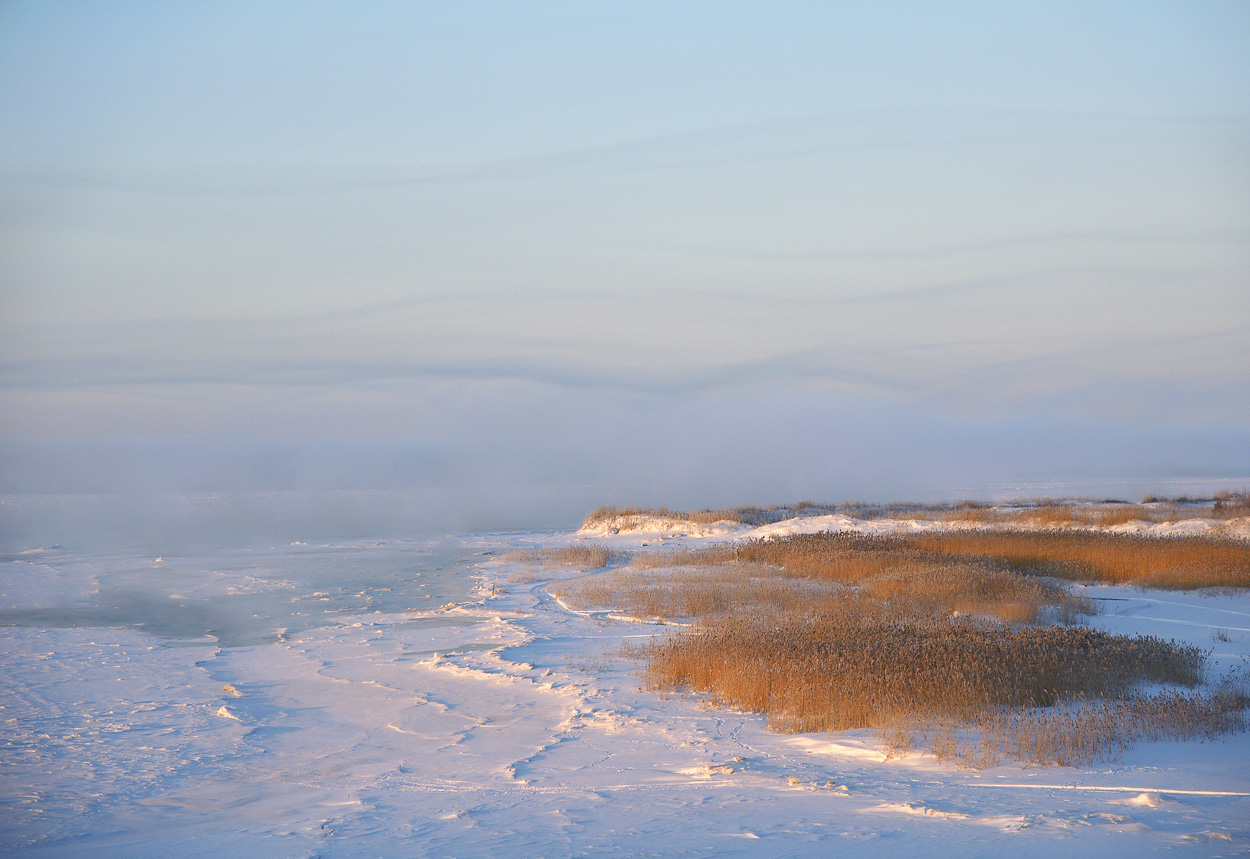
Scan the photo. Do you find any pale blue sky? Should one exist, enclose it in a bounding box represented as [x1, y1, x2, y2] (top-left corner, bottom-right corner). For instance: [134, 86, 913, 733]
[1, 2, 1247, 530]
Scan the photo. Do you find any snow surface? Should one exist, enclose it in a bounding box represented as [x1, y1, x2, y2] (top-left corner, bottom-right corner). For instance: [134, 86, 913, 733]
[578, 512, 1250, 542]
[1, 521, 1248, 857]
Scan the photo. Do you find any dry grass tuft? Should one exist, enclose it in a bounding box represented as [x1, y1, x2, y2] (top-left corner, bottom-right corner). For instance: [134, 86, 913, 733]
[1093, 508, 1143, 527]
[582, 504, 840, 529]
[1024, 505, 1077, 527]
[1213, 491, 1250, 519]
[586, 494, 1250, 531]
[502, 544, 617, 569]
[896, 531, 1250, 590]
[633, 601, 1238, 767]
[620, 534, 1088, 624]
[642, 607, 1205, 725]
[552, 563, 833, 620]
[941, 505, 1005, 524]
[632, 530, 1250, 591]
[969, 690, 1247, 767]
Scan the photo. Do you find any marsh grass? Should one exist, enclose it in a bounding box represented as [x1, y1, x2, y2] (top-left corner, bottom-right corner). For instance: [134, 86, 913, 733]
[584, 495, 1250, 532]
[1093, 508, 1144, 527]
[1213, 491, 1250, 519]
[895, 531, 1250, 589]
[633, 530, 1250, 591]
[503, 544, 617, 568]
[583, 504, 835, 528]
[553, 563, 857, 621]
[641, 608, 1206, 727]
[628, 594, 1238, 767]
[898, 689, 1247, 768]
[504, 544, 620, 584]
[551, 527, 1248, 767]
[628, 533, 1091, 620]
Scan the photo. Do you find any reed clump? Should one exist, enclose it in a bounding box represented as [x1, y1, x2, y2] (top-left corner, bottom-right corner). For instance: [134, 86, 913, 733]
[503, 544, 617, 568]
[895, 531, 1250, 589]
[1213, 491, 1250, 519]
[1093, 508, 1144, 527]
[633, 530, 1250, 591]
[940, 505, 1006, 524]
[582, 503, 838, 529]
[632, 597, 1238, 767]
[642, 607, 1205, 729]
[552, 563, 835, 620]
[968, 689, 1248, 767]
[585, 495, 1249, 532]
[615, 534, 1088, 623]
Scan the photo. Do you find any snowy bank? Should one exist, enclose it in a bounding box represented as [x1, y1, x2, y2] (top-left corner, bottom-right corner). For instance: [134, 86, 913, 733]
[579, 510, 1250, 543]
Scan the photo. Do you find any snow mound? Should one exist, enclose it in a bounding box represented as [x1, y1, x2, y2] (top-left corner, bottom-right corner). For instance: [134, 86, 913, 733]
[580, 512, 1250, 544]
[744, 514, 860, 539]
[1220, 517, 1250, 540]
[1105, 517, 1250, 541]
[746, 514, 1250, 543]
[577, 515, 750, 538]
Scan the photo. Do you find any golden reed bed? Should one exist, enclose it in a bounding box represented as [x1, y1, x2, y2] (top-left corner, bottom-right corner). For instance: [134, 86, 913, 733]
[543, 524, 1249, 767]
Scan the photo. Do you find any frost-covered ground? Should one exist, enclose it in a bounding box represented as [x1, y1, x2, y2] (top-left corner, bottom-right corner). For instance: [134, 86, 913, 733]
[577, 509, 1250, 542]
[1, 516, 1247, 857]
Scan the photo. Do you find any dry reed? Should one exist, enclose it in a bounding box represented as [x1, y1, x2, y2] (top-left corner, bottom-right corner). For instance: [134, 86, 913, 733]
[634, 530, 1250, 591]
[559, 528, 1246, 765]
[895, 531, 1250, 589]
[586, 494, 1250, 531]
[642, 607, 1205, 728]
[503, 544, 617, 568]
[551, 563, 834, 620]
[629, 534, 1090, 621]
[634, 601, 1239, 767]
[1213, 491, 1250, 519]
[550, 510, 1250, 767]
[583, 504, 837, 529]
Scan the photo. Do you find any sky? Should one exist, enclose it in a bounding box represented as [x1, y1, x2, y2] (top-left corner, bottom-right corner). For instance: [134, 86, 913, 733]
[1, 2, 1248, 539]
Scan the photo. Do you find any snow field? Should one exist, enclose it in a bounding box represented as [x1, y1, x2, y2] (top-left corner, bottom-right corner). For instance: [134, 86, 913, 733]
[1, 519, 1247, 857]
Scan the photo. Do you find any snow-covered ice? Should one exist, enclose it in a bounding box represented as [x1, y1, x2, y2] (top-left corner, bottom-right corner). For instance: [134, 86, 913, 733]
[1, 518, 1247, 857]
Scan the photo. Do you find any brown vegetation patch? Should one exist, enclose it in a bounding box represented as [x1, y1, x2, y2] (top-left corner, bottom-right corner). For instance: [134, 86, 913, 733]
[585, 494, 1250, 532]
[502, 544, 617, 569]
[550, 525, 1248, 766]
[642, 607, 1205, 730]
[895, 531, 1250, 589]
[632, 598, 1241, 767]
[629, 534, 1088, 622]
[552, 563, 834, 620]
[1213, 491, 1250, 519]
[582, 504, 835, 529]
[633, 530, 1250, 591]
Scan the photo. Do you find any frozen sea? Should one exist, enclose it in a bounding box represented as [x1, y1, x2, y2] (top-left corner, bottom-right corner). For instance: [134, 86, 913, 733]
[2, 495, 1248, 857]
[0, 532, 517, 856]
